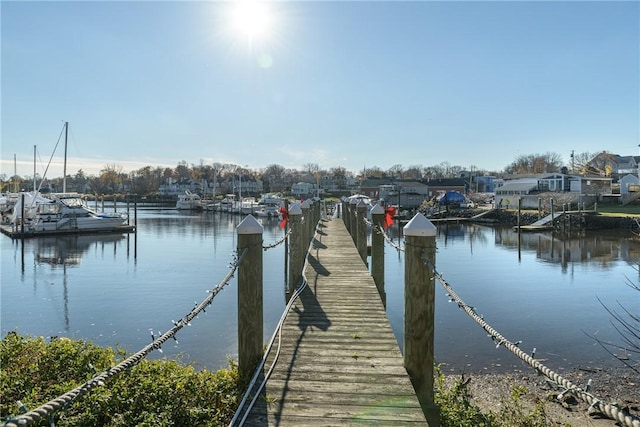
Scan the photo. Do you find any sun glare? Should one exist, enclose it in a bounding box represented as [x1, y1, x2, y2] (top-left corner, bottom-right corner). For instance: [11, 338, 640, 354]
[230, 0, 272, 42]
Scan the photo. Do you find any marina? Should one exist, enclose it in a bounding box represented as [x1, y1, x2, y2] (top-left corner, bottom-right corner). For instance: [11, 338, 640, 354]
[2, 208, 638, 375]
[1, 192, 135, 238]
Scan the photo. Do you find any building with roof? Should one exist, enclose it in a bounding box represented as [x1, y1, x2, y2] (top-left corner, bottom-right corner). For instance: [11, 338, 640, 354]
[495, 173, 613, 208]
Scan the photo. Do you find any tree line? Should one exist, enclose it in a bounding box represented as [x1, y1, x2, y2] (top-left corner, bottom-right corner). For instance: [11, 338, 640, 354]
[0, 151, 612, 195]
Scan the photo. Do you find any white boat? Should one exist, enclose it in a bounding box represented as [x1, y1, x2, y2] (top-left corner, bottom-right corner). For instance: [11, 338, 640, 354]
[255, 194, 283, 218]
[216, 194, 237, 212]
[240, 197, 257, 215]
[176, 191, 203, 210]
[0, 192, 19, 223]
[11, 193, 128, 234]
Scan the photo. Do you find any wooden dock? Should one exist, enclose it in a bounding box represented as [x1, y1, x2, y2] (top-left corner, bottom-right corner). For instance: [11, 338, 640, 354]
[241, 217, 428, 426]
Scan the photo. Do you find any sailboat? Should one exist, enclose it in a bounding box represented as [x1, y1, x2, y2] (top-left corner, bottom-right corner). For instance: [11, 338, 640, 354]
[9, 122, 130, 236]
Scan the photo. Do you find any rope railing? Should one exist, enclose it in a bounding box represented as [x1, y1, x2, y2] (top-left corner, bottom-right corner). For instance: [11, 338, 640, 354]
[423, 255, 640, 427]
[3, 248, 248, 427]
[376, 223, 405, 252]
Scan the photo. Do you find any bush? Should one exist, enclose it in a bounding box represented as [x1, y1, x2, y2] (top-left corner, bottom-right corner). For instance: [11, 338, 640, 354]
[434, 366, 551, 427]
[1, 333, 240, 426]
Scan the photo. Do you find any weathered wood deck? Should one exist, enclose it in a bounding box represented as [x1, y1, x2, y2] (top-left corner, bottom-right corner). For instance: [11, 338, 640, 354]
[242, 217, 428, 426]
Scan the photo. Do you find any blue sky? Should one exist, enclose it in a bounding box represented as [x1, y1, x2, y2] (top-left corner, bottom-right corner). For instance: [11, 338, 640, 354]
[2, 0, 638, 179]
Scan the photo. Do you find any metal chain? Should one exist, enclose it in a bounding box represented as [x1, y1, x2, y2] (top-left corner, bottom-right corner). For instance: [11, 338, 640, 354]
[262, 229, 291, 250]
[3, 248, 248, 427]
[424, 254, 640, 427]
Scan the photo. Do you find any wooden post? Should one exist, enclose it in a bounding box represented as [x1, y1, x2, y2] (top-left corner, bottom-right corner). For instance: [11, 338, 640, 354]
[538, 197, 542, 220]
[314, 199, 321, 225]
[306, 198, 314, 242]
[344, 199, 350, 231]
[349, 199, 358, 242]
[301, 199, 311, 248]
[237, 214, 264, 378]
[403, 213, 439, 426]
[550, 198, 555, 229]
[20, 193, 25, 235]
[134, 195, 138, 230]
[370, 203, 385, 305]
[517, 197, 522, 231]
[288, 203, 303, 293]
[356, 201, 367, 265]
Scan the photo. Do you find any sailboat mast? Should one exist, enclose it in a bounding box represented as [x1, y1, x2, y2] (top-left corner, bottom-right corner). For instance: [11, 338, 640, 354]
[14, 154, 17, 192]
[33, 145, 37, 191]
[63, 121, 68, 193]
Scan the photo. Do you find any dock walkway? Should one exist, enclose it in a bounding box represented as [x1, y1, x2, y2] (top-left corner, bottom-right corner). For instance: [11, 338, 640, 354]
[241, 217, 428, 425]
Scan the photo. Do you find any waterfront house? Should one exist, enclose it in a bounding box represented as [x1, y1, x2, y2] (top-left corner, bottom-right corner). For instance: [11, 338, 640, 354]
[495, 173, 613, 208]
[587, 152, 639, 178]
[424, 178, 467, 198]
[377, 181, 429, 209]
[291, 182, 316, 198]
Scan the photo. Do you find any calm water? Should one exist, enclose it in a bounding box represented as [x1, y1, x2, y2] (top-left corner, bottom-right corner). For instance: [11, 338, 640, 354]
[2, 209, 639, 374]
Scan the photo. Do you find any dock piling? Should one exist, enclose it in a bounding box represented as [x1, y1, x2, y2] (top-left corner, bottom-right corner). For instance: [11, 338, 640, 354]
[370, 203, 385, 305]
[237, 215, 264, 377]
[403, 213, 440, 426]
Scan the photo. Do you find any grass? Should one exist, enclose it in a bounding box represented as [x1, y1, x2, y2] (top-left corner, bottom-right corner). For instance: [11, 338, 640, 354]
[595, 203, 640, 217]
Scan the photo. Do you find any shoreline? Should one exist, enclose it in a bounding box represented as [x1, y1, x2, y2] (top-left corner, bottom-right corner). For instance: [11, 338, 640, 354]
[441, 363, 639, 426]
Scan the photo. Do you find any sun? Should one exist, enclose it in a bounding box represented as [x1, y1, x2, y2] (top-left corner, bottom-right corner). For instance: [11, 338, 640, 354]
[230, 0, 273, 43]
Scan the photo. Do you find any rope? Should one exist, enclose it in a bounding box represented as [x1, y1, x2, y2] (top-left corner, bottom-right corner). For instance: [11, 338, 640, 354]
[425, 255, 640, 427]
[3, 249, 247, 427]
[376, 223, 405, 252]
[262, 229, 291, 250]
[230, 220, 321, 426]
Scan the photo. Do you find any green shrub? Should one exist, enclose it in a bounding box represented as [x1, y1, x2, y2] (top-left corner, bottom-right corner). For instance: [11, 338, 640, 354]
[434, 366, 553, 427]
[1, 333, 240, 426]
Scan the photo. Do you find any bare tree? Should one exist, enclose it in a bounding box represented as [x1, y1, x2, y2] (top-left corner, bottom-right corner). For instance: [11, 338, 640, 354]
[387, 164, 404, 178]
[302, 163, 319, 175]
[404, 165, 423, 180]
[363, 166, 385, 178]
[587, 273, 639, 374]
[504, 152, 564, 174]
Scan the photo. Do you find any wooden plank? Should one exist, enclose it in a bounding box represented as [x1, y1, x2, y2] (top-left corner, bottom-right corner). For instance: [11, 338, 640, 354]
[240, 218, 429, 426]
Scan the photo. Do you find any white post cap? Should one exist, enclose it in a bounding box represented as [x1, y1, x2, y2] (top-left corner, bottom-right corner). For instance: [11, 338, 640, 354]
[237, 214, 263, 235]
[288, 203, 302, 215]
[403, 213, 437, 237]
[370, 203, 385, 214]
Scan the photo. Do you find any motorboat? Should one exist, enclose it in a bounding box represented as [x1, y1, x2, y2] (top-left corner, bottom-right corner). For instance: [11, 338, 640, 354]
[0, 192, 19, 223]
[216, 194, 237, 213]
[255, 194, 283, 218]
[240, 197, 257, 215]
[11, 193, 129, 234]
[176, 191, 203, 210]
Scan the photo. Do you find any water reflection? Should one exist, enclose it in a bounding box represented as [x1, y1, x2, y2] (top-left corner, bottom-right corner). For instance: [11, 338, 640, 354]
[493, 227, 640, 269]
[3, 212, 638, 372]
[34, 234, 128, 267]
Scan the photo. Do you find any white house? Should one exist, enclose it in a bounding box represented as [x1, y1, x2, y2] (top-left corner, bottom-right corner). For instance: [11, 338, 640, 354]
[495, 173, 613, 208]
[619, 174, 640, 195]
[291, 182, 316, 198]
